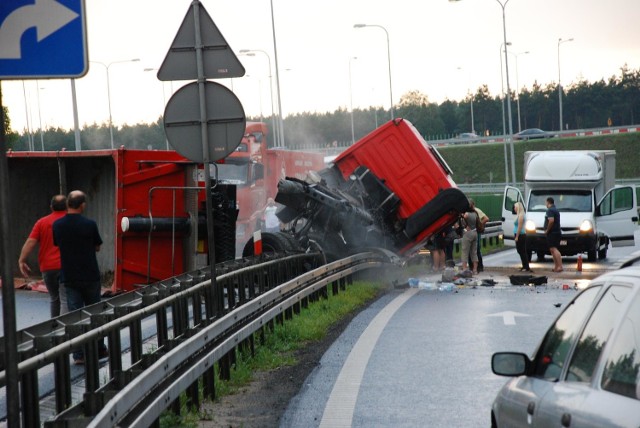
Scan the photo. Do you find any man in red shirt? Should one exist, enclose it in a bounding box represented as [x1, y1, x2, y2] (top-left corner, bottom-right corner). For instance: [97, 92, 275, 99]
[18, 194, 67, 317]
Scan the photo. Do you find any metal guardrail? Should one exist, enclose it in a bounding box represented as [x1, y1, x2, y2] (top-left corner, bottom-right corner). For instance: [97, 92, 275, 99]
[0, 250, 393, 427]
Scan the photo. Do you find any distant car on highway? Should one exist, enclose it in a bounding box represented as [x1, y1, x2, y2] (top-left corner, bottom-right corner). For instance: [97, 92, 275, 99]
[490, 255, 640, 428]
[450, 132, 480, 144]
[514, 128, 553, 140]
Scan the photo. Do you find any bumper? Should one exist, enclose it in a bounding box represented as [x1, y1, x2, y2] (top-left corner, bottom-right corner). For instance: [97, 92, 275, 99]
[526, 233, 597, 256]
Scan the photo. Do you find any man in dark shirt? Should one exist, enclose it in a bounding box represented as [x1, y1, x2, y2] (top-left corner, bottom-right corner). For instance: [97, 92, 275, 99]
[544, 197, 563, 272]
[53, 190, 107, 364]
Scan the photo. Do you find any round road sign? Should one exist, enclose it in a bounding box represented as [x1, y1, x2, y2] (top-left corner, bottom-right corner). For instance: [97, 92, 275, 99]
[163, 81, 246, 162]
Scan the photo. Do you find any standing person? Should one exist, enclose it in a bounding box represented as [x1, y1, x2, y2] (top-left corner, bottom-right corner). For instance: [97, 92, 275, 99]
[468, 199, 489, 272]
[460, 208, 479, 274]
[263, 198, 280, 233]
[513, 202, 532, 272]
[544, 197, 563, 272]
[18, 194, 67, 317]
[53, 190, 107, 364]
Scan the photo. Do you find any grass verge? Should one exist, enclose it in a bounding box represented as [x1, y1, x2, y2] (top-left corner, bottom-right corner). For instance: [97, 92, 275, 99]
[160, 280, 386, 427]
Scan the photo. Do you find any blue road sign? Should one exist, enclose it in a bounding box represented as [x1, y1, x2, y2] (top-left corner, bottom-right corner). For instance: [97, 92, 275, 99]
[0, 0, 87, 79]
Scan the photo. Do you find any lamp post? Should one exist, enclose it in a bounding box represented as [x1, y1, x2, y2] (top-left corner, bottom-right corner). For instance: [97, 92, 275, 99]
[456, 66, 475, 134]
[499, 42, 512, 184]
[509, 50, 530, 133]
[36, 81, 44, 150]
[557, 37, 574, 132]
[269, 0, 286, 147]
[21, 81, 34, 150]
[353, 24, 394, 120]
[239, 49, 278, 146]
[349, 56, 358, 145]
[144, 67, 170, 150]
[496, 0, 517, 186]
[450, 0, 515, 184]
[91, 58, 140, 149]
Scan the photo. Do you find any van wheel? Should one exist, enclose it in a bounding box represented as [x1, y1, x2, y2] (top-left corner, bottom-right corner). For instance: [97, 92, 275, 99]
[587, 250, 597, 262]
[536, 251, 545, 262]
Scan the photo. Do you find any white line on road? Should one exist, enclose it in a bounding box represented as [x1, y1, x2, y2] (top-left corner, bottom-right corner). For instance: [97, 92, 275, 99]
[319, 288, 418, 428]
[487, 310, 531, 325]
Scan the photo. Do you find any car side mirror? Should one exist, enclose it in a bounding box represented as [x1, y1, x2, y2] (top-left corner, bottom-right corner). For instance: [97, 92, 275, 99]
[492, 352, 529, 377]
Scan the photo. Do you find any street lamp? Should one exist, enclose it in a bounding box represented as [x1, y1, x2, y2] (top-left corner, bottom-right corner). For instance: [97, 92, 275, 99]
[36, 81, 44, 150]
[349, 56, 358, 144]
[508, 50, 530, 132]
[353, 23, 394, 120]
[496, 0, 517, 186]
[499, 42, 512, 184]
[238, 49, 278, 146]
[558, 37, 574, 132]
[144, 67, 170, 150]
[269, 0, 286, 147]
[450, 0, 515, 185]
[456, 66, 475, 134]
[91, 58, 140, 149]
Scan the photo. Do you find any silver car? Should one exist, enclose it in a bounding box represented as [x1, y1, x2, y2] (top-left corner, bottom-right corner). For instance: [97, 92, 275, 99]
[491, 257, 640, 427]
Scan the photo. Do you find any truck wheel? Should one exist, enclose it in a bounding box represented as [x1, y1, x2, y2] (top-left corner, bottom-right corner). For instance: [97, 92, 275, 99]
[598, 248, 607, 260]
[241, 232, 298, 257]
[536, 251, 545, 262]
[587, 250, 597, 262]
[308, 232, 347, 262]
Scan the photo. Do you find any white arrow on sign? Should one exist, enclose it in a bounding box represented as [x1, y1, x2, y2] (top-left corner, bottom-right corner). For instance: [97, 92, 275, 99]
[487, 311, 531, 325]
[0, 0, 79, 59]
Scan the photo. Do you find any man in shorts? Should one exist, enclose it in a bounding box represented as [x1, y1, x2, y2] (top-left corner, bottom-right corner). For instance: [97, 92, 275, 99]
[544, 197, 563, 272]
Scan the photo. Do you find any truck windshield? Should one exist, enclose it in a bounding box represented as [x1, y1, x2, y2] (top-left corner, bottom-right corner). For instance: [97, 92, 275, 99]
[529, 190, 592, 212]
[217, 162, 249, 186]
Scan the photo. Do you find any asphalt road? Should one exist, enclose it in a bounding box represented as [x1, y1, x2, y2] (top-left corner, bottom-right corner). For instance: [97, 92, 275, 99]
[1, 229, 638, 425]
[281, 230, 640, 428]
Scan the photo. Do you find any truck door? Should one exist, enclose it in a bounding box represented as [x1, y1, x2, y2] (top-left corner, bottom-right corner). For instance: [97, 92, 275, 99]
[502, 186, 524, 242]
[595, 186, 638, 247]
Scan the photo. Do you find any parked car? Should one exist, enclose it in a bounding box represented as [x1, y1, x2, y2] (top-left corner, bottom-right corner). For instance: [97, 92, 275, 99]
[514, 128, 552, 140]
[491, 255, 640, 428]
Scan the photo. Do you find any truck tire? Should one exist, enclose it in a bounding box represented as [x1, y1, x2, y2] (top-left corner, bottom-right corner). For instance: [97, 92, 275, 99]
[308, 232, 348, 262]
[536, 251, 545, 262]
[587, 250, 597, 262]
[598, 248, 607, 260]
[241, 232, 298, 257]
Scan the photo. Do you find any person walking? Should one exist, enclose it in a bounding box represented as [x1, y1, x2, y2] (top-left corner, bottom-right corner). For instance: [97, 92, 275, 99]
[468, 199, 489, 272]
[513, 201, 532, 272]
[53, 190, 107, 364]
[460, 208, 479, 274]
[544, 197, 563, 272]
[18, 194, 68, 317]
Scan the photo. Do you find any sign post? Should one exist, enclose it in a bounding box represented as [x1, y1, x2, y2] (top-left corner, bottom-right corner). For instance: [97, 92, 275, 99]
[158, 0, 245, 316]
[0, 1, 87, 424]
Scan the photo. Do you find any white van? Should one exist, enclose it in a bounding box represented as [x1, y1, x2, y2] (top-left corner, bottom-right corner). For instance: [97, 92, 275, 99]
[502, 150, 638, 261]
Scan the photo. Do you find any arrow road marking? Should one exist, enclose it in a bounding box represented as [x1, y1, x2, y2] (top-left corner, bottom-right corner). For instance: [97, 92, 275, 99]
[487, 311, 531, 325]
[0, 0, 79, 59]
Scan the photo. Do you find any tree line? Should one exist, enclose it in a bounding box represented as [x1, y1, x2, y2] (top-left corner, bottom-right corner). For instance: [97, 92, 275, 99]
[3, 65, 639, 151]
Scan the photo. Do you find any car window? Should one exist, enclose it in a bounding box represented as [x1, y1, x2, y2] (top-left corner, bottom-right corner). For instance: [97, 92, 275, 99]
[533, 286, 601, 380]
[566, 285, 632, 383]
[601, 288, 640, 400]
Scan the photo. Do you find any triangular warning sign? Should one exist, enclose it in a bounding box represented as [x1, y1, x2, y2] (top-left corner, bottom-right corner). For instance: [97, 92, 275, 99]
[158, 1, 245, 81]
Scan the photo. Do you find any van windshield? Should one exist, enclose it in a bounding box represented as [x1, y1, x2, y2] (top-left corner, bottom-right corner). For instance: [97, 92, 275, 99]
[528, 191, 592, 212]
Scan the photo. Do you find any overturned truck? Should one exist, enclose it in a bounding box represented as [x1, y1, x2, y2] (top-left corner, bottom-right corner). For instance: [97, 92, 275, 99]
[242, 119, 470, 261]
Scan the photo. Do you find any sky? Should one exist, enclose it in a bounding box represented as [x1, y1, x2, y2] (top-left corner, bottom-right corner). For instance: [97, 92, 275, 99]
[2, 0, 640, 135]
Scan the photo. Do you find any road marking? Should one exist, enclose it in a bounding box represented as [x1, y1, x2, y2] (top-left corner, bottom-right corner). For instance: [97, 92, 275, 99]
[319, 288, 418, 428]
[487, 310, 531, 325]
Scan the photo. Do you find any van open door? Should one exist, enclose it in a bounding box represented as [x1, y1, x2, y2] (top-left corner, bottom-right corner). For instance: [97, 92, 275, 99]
[596, 186, 638, 247]
[502, 186, 524, 243]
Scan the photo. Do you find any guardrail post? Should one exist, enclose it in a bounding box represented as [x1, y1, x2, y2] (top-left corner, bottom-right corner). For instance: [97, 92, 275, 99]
[20, 348, 40, 428]
[52, 334, 72, 413]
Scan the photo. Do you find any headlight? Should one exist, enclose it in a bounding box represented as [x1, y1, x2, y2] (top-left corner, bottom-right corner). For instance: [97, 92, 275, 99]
[580, 220, 593, 232]
[525, 220, 536, 232]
